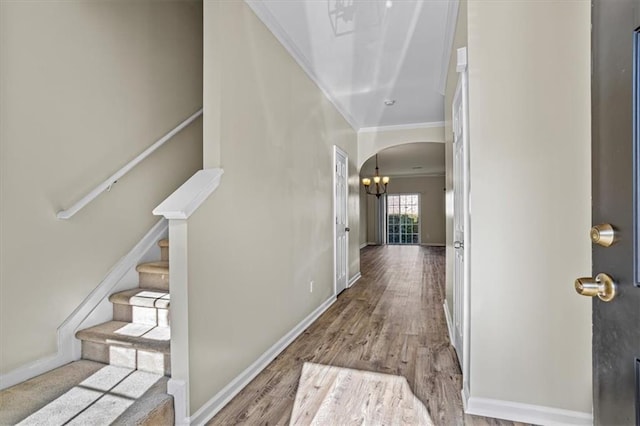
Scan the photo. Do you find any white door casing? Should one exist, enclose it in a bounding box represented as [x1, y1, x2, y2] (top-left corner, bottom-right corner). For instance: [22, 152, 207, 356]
[452, 47, 471, 398]
[334, 146, 349, 295]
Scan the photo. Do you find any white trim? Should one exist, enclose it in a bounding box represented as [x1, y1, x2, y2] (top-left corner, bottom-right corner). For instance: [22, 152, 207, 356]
[57, 109, 202, 219]
[153, 169, 224, 220]
[461, 384, 469, 412]
[348, 272, 362, 288]
[465, 397, 592, 426]
[421, 243, 446, 247]
[168, 379, 189, 426]
[333, 145, 349, 296]
[437, 0, 460, 95]
[451, 45, 472, 399]
[0, 219, 168, 390]
[367, 241, 378, 246]
[244, 0, 359, 131]
[386, 173, 445, 179]
[168, 219, 191, 425]
[456, 47, 468, 73]
[459, 46, 472, 402]
[358, 121, 445, 134]
[359, 243, 369, 249]
[443, 302, 455, 347]
[185, 296, 337, 425]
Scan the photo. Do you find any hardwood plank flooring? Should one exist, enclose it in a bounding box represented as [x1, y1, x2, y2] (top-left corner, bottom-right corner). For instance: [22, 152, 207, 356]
[289, 363, 433, 425]
[208, 245, 523, 426]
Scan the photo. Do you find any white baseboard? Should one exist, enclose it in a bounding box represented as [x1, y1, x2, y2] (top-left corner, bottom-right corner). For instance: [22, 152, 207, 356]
[465, 396, 592, 425]
[462, 387, 469, 412]
[185, 295, 337, 425]
[168, 379, 189, 426]
[348, 272, 362, 288]
[421, 243, 445, 247]
[367, 241, 377, 246]
[0, 219, 168, 391]
[359, 243, 368, 249]
[443, 302, 454, 346]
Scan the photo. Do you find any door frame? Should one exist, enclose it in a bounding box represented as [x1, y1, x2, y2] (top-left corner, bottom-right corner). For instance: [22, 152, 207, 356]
[333, 145, 349, 296]
[452, 47, 471, 400]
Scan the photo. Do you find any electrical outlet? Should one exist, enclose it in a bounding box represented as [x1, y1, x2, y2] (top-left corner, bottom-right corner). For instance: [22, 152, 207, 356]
[310, 281, 314, 293]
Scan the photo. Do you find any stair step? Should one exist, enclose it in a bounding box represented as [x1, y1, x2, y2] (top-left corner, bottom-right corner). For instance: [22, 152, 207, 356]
[136, 261, 169, 290]
[110, 288, 170, 309]
[0, 361, 173, 426]
[0, 360, 104, 426]
[76, 321, 170, 375]
[158, 239, 169, 262]
[110, 288, 170, 327]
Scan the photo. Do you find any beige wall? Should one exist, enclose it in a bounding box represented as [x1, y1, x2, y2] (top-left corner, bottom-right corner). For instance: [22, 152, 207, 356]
[187, 0, 358, 413]
[364, 176, 445, 245]
[357, 126, 445, 169]
[466, 0, 591, 413]
[444, 0, 467, 318]
[0, 1, 203, 374]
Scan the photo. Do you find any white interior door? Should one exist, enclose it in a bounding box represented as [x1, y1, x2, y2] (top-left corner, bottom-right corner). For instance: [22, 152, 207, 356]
[452, 48, 470, 389]
[334, 146, 348, 295]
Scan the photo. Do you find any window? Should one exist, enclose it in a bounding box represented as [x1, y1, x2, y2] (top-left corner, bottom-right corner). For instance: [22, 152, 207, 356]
[387, 194, 420, 244]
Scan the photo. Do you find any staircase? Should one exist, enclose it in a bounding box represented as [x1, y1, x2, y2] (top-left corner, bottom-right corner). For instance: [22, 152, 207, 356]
[76, 239, 171, 376]
[0, 239, 175, 426]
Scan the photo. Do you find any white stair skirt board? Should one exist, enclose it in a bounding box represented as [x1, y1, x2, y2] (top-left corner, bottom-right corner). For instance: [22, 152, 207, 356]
[0, 219, 168, 390]
[348, 272, 362, 288]
[172, 296, 337, 426]
[464, 396, 592, 426]
[443, 302, 455, 347]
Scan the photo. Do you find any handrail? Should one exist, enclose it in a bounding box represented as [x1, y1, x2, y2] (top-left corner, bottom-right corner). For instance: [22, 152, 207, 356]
[56, 108, 203, 219]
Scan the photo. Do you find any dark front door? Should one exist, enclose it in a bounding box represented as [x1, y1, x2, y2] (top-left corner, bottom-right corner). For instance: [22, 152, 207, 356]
[591, 1, 640, 424]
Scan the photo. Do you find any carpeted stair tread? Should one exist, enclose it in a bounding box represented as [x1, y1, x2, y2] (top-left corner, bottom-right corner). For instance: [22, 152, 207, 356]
[1, 362, 173, 425]
[136, 261, 169, 275]
[109, 288, 170, 309]
[0, 360, 105, 426]
[76, 321, 170, 354]
[111, 376, 173, 425]
[158, 239, 169, 248]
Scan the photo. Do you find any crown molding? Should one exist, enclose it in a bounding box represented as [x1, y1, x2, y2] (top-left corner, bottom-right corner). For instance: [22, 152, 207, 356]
[358, 121, 445, 134]
[386, 172, 445, 179]
[245, 0, 360, 131]
[437, 0, 460, 95]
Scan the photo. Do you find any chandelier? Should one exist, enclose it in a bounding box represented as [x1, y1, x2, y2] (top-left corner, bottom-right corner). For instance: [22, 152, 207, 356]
[362, 154, 390, 198]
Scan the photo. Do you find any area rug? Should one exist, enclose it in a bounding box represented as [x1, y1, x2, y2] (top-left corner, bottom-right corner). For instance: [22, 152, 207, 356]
[290, 362, 434, 425]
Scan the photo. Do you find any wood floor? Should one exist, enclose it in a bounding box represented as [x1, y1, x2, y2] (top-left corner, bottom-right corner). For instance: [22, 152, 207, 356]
[208, 245, 522, 426]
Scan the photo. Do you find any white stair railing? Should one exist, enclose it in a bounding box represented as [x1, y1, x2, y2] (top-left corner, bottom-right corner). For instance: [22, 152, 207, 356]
[56, 108, 203, 219]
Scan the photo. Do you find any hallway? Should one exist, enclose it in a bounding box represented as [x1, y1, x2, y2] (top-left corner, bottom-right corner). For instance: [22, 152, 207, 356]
[209, 246, 519, 425]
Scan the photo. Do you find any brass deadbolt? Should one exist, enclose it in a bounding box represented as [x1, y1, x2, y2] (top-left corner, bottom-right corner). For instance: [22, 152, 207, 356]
[590, 224, 616, 247]
[575, 273, 617, 302]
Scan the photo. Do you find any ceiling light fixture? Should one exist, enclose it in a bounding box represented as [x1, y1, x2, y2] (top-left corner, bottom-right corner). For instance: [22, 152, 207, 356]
[362, 154, 390, 198]
[385, 0, 393, 8]
[384, 99, 396, 106]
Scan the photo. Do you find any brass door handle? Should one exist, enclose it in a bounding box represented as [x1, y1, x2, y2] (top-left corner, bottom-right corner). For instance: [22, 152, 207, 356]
[590, 224, 617, 247]
[575, 273, 617, 302]
[454, 241, 463, 249]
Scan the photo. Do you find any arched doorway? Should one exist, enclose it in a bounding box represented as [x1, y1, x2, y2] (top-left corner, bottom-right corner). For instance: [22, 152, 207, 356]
[359, 142, 445, 248]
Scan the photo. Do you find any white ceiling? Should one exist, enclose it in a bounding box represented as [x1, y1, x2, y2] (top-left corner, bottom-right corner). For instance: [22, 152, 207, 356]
[246, 0, 458, 130]
[360, 142, 445, 178]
